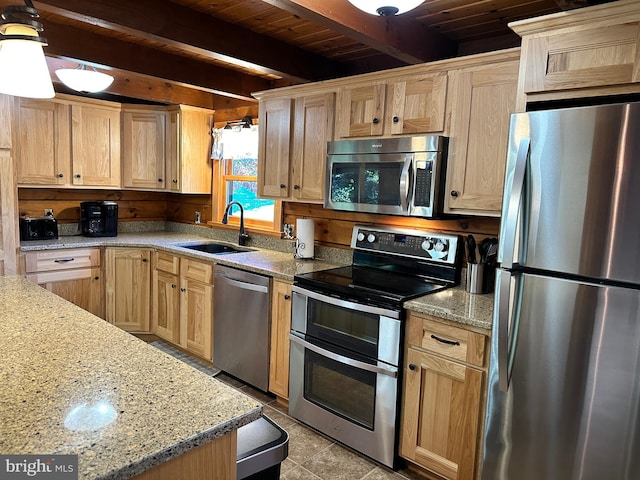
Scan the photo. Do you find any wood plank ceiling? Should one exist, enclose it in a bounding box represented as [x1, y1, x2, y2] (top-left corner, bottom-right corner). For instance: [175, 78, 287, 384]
[0, 0, 615, 120]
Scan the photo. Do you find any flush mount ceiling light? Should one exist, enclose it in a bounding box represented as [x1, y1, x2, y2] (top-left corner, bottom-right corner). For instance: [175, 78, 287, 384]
[347, 0, 425, 16]
[55, 64, 114, 93]
[0, 0, 54, 98]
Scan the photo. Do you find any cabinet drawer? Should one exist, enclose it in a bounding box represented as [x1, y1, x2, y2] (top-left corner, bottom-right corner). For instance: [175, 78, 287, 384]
[27, 267, 99, 284]
[181, 258, 213, 284]
[407, 314, 487, 367]
[154, 251, 180, 274]
[25, 248, 101, 273]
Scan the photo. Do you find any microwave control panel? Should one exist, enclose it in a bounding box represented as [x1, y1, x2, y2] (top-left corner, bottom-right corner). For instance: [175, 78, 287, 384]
[351, 225, 458, 264]
[413, 160, 433, 207]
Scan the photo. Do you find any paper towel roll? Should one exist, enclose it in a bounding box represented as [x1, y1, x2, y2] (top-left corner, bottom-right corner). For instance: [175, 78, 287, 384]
[295, 218, 315, 259]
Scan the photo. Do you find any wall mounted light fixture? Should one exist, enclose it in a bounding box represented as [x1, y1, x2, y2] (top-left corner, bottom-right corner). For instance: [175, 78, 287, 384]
[0, 0, 54, 98]
[224, 115, 253, 130]
[55, 64, 114, 93]
[347, 0, 425, 16]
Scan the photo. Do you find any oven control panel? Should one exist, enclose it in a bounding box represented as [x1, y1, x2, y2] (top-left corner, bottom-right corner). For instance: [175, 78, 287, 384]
[351, 225, 459, 264]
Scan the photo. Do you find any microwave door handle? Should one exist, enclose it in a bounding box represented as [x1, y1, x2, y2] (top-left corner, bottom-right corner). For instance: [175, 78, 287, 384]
[289, 333, 398, 378]
[399, 156, 411, 212]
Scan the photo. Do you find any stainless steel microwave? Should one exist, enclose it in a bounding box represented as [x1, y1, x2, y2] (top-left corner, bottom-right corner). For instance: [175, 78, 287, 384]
[324, 135, 448, 218]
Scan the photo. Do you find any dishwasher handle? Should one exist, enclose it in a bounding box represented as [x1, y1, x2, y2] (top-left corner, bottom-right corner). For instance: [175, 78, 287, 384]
[216, 272, 269, 294]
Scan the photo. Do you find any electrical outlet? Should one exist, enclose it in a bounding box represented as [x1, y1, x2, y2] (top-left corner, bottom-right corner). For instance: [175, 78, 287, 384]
[44, 208, 54, 217]
[195, 211, 201, 224]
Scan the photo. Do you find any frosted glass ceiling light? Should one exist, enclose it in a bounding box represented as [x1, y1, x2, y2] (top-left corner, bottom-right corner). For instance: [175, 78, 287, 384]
[347, 0, 425, 16]
[0, 0, 54, 98]
[55, 64, 114, 93]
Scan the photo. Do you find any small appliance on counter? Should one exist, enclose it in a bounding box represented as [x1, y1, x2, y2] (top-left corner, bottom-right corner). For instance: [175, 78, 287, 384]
[80, 201, 118, 237]
[19, 216, 58, 241]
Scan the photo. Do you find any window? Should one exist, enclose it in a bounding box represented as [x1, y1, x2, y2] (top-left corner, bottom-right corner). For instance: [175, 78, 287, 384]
[212, 124, 281, 232]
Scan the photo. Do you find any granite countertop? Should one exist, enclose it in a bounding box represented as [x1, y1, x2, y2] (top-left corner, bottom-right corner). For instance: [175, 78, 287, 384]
[19, 232, 342, 282]
[0, 276, 262, 480]
[404, 284, 494, 330]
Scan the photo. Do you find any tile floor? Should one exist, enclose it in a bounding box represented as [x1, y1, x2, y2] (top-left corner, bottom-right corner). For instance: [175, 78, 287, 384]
[215, 373, 428, 480]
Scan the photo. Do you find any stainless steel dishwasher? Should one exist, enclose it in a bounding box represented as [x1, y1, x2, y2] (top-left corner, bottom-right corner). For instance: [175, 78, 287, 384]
[213, 265, 271, 392]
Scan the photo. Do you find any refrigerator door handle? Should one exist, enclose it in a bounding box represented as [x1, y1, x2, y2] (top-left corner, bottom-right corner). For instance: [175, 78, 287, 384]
[497, 269, 512, 391]
[502, 138, 530, 270]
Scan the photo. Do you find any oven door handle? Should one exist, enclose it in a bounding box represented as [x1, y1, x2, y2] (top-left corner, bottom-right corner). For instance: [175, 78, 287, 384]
[291, 285, 400, 319]
[289, 333, 398, 378]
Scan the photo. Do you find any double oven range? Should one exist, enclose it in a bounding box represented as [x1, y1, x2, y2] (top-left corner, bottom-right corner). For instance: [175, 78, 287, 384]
[289, 225, 462, 468]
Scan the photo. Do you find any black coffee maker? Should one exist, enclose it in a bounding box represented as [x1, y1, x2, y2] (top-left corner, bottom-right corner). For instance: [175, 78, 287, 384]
[80, 201, 118, 237]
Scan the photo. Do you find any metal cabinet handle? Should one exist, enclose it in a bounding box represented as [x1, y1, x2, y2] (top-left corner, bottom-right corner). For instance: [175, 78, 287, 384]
[293, 184, 300, 190]
[284, 294, 290, 300]
[57, 173, 64, 178]
[142, 258, 148, 263]
[372, 117, 379, 124]
[74, 174, 81, 178]
[180, 287, 186, 292]
[94, 276, 100, 280]
[392, 116, 399, 123]
[280, 183, 286, 189]
[54, 258, 75, 263]
[408, 363, 417, 371]
[450, 190, 459, 197]
[171, 284, 176, 289]
[158, 178, 163, 182]
[430, 334, 460, 346]
[172, 179, 178, 183]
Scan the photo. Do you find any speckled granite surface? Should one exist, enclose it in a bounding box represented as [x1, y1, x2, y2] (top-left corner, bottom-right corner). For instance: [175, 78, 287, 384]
[0, 276, 262, 480]
[404, 284, 495, 330]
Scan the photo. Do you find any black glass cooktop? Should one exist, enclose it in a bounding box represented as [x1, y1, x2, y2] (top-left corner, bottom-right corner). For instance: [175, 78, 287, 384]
[294, 265, 449, 310]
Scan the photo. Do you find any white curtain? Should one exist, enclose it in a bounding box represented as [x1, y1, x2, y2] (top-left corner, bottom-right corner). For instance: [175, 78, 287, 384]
[211, 125, 259, 160]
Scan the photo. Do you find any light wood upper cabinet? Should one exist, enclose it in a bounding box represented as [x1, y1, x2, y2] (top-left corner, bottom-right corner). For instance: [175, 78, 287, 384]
[510, 0, 640, 108]
[445, 58, 519, 217]
[258, 92, 334, 203]
[105, 247, 151, 332]
[25, 248, 103, 319]
[122, 106, 167, 191]
[15, 98, 70, 186]
[336, 72, 447, 138]
[16, 95, 121, 188]
[269, 279, 292, 399]
[70, 103, 121, 187]
[166, 105, 214, 194]
[400, 313, 488, 480]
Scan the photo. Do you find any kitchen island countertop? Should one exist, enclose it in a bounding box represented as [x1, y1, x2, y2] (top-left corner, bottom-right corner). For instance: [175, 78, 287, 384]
[0, 276, 262, 480]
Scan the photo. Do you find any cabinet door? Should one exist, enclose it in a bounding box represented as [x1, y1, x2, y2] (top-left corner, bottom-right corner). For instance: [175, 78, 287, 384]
[336, 84, 386, 138]
[169, 106, 213, 194]
[269, 280, 292, 398]
[122, 109, 166, 190]
[290, 93, 335, 202]
[180, 278, 213, 361]
[445, 60, 519, 216]
[105, 248, 151, 332]
[388, 72, 447, 135]
[400, 348, 484, 480]
[258, 97, 292, 199]
[15, 98, 70, 186]
[28, 267, 104, 319]
[71, 104, 121, 187]
[153, 270, 181, 344]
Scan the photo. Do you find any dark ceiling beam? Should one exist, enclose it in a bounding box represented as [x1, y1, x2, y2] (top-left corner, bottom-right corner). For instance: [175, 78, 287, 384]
[261, 0, 458, 64]
[39, 20, 269, 102]
[32, 0, 345, 82]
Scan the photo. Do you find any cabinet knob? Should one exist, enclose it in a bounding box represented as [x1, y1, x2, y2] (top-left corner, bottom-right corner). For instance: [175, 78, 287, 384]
[409, 364, 417, 371]
[180, 287, 186, 292]
[94, 276, 100, 280]
[293, 184, 300, 190]
[392, 116, 399, 123]
[74, 174, 81, 179]
[172, 179, 178, 183]
[280, 183, 286, 189]
[372, 117, 379, 124]
[57, 173, 64, 178]
[450, 190, 459, 197]
[284, 294, 291, 300]
[142, 258, 148, 263]
[171, 284, 176, 289]
[158, 178, 163, 182]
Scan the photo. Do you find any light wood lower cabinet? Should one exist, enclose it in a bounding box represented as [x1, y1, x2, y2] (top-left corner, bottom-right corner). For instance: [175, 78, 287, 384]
[25, 247, 104, 318]
[152, 252, 213, 362]
[268, 279, 292, 399]
[400, 313, 488, 480]
[105, 247, 151, 332]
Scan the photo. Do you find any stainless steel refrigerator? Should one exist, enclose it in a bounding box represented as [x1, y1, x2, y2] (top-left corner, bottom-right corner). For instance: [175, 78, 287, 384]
[482, 102, 640, 480]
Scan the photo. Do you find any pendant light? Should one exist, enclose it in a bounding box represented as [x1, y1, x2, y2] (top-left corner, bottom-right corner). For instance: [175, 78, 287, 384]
[0, 0, 54, 98]
[55, 64, 114, 93]
[347, 0, 425, 16]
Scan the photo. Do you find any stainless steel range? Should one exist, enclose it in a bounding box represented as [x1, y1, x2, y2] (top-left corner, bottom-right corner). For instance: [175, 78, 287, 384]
[289, 225, 462, 468]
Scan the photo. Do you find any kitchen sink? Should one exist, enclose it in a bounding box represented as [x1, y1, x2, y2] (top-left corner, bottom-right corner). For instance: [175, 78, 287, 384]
[174, 242, 253, 255]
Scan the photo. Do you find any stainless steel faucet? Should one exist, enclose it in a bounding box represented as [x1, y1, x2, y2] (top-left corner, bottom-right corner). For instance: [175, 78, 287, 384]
[221, 201, 250, 246]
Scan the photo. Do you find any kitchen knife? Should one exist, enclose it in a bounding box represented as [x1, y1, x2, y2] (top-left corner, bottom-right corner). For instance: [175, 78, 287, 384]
[467, 235, 477, 263]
